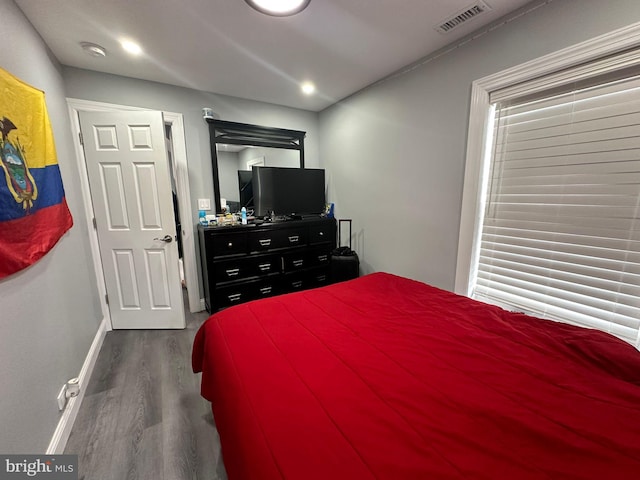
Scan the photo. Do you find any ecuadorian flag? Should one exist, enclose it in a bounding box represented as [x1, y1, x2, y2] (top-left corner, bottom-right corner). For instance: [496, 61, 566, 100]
[0, 68, 73, 279]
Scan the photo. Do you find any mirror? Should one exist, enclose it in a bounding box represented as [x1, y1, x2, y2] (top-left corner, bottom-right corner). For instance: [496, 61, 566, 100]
[207, 119, 306, 214]
[217, 145, 300, 208]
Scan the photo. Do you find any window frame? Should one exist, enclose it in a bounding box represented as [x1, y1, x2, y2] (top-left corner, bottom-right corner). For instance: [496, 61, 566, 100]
[455, 22, 640, 348]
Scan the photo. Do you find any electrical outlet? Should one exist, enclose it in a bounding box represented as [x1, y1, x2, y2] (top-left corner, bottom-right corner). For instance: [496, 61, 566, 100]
[198, 198, 211, 210]
[57, 384, 67, 411]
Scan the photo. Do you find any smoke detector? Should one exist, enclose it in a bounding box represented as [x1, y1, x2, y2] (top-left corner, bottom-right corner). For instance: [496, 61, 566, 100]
[435, 1, 492, 34]
[80, 42, 107, 57]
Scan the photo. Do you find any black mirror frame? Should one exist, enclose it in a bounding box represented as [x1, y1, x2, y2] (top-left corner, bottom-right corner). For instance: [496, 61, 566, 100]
[206, 119, 306, 213]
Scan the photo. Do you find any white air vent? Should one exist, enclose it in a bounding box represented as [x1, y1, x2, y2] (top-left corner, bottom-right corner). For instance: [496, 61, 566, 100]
[435, 1, 492, 34]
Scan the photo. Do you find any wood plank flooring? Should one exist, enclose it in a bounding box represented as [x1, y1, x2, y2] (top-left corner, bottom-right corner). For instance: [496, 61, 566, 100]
[64, 291, 227, 480]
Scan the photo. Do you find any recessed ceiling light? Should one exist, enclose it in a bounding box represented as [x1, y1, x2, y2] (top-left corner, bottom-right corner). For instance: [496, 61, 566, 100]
[245, 0, 311, 17]
[120, 40, 142, 55]
[80, 42, 107, 58]
[301, 82, 316, 95]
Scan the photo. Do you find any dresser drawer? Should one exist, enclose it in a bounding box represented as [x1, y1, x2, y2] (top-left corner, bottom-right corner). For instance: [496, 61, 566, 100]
[213, 282, 253, 309]
[282, 250, 307, 272]
[214, 277, 280, 308]
[281, 272, 307, 291]
[251, 255, 280, 276]
[309, 223, 334, 245]
[250, 277, 281, 300]
[280, 226, 308, 248]
[212, 257, 252, 283]
[307, 247, 330, 267]
[248, 226, 307, 252]
[210, 231, 247, 257]
[307, 267, 330, 288]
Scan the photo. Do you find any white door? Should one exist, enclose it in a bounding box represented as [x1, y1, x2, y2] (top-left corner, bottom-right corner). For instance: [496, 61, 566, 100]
[79, 110, 185, 329]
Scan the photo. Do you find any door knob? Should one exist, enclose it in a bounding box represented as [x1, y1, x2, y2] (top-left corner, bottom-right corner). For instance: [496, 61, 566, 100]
[154, 235, 173, 243]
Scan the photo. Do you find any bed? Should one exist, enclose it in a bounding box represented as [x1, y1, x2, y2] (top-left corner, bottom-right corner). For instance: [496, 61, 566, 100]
[192, 272, 640, 479]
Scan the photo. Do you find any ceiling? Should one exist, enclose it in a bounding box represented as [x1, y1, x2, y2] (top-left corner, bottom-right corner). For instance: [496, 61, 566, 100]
[16, 0, 533, 112]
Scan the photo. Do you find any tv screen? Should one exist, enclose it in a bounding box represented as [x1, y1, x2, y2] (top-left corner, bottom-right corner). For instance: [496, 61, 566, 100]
[238, 170, 254, 210]
[253, 167, 325, 217]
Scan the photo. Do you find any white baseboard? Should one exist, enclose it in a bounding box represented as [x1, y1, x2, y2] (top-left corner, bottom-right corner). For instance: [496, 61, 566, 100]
[46, 317, 108, 454]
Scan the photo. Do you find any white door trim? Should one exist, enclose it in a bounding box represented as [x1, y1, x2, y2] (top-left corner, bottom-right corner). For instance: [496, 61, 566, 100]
[162, 111, 201, 314]
[66, 98, 201, 327]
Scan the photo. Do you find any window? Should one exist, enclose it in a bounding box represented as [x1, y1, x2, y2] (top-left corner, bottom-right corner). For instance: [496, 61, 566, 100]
[456, 25, 640, 348]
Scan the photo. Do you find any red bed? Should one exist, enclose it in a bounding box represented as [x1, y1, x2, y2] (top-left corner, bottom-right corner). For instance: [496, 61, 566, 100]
[192, 272, 640, 479]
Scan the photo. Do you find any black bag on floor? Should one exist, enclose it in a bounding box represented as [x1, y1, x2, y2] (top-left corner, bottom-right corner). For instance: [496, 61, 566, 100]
[331, 219, 359, 283]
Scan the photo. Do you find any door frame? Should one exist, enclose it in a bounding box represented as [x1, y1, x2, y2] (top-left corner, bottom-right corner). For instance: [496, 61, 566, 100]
[67, 98, 201, 330]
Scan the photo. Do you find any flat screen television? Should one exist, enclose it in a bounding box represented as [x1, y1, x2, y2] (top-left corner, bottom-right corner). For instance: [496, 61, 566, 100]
[238, 170, 254, 210]
[252, 166, 325, 218]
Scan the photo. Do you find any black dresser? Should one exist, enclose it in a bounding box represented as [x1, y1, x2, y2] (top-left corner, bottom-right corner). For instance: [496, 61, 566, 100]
[198, 217, 336, 312]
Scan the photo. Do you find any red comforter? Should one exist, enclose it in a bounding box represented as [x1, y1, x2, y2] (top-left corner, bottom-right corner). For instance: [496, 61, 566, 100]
[192, 272, 640, 479]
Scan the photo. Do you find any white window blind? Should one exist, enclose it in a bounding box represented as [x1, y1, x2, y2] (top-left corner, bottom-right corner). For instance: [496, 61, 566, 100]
[474, 74, 640, 344]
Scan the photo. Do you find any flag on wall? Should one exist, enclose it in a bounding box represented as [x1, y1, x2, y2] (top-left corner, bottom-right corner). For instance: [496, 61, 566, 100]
[0, 68, 73, 279]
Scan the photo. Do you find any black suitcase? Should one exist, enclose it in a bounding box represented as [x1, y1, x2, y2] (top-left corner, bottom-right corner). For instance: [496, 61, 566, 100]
[330, 219, 359, 283]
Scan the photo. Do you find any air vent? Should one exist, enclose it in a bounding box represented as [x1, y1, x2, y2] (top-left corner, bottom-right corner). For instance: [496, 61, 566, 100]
[435, 1, 492, 34]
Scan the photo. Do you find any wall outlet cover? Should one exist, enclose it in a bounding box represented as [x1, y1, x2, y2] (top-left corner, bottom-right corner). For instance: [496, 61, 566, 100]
[198, 198, 211, 210]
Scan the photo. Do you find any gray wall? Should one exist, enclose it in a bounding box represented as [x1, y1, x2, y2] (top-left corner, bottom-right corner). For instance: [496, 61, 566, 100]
[0, 0, 102, 452]
[242, 147, 300, 169]
[217, 151, 241, 203]
[319, 0, 640, 291]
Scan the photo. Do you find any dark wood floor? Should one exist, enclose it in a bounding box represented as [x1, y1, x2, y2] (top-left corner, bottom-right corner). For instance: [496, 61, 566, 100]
[65, 290, 227, 480]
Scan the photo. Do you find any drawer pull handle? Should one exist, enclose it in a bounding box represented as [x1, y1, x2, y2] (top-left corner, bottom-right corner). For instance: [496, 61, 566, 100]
[318, 255, 328, 262]
[258, 263, 271, 272]
[317, 275, 327, 282]
[288, 235, 300, 243]
[293, 259, 304, 267]
[225, 268, 240, 277]
[227, 242, 233, 248]
[228, 293, 242, 302]
[319, 231, 324, 236]
[259, 286, 272, 295]
[291, 281, 303, 288]
[259, 239, 272, 247]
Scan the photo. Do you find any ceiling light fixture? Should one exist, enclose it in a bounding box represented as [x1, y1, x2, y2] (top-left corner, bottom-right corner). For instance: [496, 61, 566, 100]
[301, 82, 315, 95]
[80, 42, 107, 58]
[245, 0, 311, 17]
[120, 40, 142, 55]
